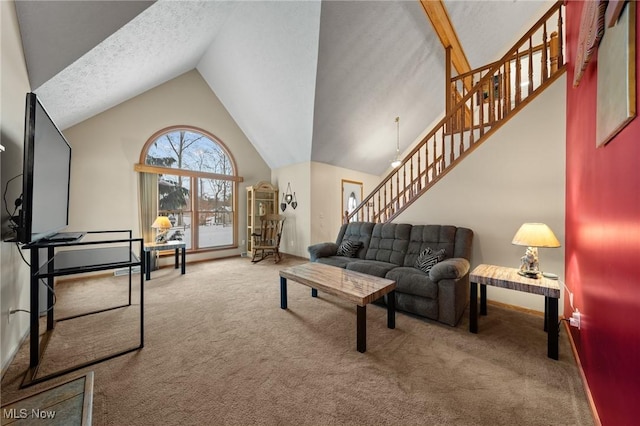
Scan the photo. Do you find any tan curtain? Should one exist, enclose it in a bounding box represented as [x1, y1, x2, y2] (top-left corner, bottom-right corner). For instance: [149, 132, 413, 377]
[138, 172, 158, 268]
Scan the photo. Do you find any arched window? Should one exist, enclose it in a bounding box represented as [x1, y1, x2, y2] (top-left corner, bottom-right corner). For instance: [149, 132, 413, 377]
[138, 126, 241, 251]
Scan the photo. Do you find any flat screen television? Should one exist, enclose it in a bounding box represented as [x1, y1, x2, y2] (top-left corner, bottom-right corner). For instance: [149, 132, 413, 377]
[17, 92, 72, 244]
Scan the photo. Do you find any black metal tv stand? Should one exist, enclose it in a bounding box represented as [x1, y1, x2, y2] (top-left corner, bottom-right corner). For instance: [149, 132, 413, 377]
[22, 230, 145, 388]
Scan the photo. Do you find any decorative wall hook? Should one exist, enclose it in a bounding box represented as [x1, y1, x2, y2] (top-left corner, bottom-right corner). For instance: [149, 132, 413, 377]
[284, 182, 293, 204]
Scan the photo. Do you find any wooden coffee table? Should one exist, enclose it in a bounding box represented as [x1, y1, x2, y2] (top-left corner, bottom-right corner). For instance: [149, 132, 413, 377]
[279, 262, 396, 353]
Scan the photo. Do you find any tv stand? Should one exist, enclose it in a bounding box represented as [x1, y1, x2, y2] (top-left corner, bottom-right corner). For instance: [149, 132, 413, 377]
[22, 230, 144, 388]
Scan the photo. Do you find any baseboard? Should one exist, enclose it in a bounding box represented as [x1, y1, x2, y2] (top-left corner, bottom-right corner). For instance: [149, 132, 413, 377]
[563, 320, 602, 426]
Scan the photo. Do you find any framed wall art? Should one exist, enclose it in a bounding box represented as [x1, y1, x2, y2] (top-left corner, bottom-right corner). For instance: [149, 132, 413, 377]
[596, 0, 636, 147]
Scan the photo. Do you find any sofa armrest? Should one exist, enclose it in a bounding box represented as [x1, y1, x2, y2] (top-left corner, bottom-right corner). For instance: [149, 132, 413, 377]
[308, 242, 338, 261]
[429, 258, 470, 282]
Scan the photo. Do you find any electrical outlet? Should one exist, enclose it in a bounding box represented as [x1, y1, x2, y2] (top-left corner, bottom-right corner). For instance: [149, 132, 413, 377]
[8, 307, 13, 324]
[569, 309, 581, 329]
[290, 240, 294, 247]
[241, 239, 245, 245]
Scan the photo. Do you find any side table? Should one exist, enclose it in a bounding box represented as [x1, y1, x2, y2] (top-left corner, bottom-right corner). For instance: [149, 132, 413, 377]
[144, 240, 186, 280]
[469, 264, 561, 359]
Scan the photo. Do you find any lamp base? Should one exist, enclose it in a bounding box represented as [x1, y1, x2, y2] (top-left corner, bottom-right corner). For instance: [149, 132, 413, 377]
[518, 270, 540, 279]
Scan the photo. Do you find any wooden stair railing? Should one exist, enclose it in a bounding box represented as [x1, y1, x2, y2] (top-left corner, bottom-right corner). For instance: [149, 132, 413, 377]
[346, 0, 565, 224]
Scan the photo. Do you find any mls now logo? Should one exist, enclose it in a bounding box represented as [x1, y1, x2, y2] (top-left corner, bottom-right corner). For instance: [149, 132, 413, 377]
[3, 408, 56, 419]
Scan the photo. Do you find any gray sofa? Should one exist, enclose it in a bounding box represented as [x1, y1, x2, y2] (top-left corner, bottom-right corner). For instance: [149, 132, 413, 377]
[308, 222, 473, 326]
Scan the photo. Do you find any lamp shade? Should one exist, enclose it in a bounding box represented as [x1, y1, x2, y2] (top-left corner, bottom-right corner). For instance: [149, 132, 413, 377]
[151, 216, 172, 230]
[512, 223, 561, 248]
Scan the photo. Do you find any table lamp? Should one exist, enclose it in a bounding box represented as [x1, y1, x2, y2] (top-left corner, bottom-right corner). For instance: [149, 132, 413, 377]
[511, 223, 561, 278]
[151, 216, 172, 243]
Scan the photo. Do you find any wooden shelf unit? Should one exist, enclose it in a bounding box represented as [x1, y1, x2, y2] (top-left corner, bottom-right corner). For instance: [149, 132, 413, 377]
[246, 182, 278, 252]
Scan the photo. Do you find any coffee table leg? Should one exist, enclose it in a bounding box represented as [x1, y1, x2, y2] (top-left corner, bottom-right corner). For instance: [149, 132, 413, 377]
[387, 291, 396, 329]
[470, 281, 478, 333]
[480, 284, 487, 315]
[181, 247, 186, 275]
[357, 305, 366, 353]
[174, 248, 179, 269]
[311, 288, 318, 297]
[280, 277, 287, 309]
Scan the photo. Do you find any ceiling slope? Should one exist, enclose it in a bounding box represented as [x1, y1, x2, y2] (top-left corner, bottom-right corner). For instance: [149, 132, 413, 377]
[197, 1, 322, 170]
[14, 0, 555, 174]
[15, 0, 154, 89]
[33, 0, 238, 130]
[312, 0, 445, 175]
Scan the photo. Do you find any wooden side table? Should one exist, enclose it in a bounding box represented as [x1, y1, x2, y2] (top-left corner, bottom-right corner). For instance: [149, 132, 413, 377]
[143, 240, 186, 280]
[469, 264, 561, 359]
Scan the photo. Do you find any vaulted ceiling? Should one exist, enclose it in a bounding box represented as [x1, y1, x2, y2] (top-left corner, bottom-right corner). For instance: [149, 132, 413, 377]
[14, 0, 552, 175]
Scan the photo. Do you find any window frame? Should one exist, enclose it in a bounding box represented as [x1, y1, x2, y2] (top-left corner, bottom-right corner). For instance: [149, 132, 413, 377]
[136, 125, 243, 252]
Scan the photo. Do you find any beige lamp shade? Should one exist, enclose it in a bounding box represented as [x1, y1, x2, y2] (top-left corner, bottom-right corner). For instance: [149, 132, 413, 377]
[151, 216, 172, 230]
[512, 223, 561, 248]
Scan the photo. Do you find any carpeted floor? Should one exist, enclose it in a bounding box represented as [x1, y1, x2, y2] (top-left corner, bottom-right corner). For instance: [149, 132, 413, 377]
[1, 256, 593, 425]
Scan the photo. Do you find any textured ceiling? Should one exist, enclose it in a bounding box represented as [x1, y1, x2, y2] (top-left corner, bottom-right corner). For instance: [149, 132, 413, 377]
[14, 0, 553, 175]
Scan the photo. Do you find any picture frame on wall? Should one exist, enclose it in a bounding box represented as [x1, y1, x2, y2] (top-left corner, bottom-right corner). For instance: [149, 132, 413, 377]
[596, 0, 636, 147]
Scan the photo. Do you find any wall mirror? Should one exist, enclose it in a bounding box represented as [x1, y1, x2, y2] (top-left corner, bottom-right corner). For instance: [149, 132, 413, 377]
[341, 179, 363, 223]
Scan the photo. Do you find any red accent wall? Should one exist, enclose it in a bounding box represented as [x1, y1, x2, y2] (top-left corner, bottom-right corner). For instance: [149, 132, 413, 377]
[566, 1, 640, 424]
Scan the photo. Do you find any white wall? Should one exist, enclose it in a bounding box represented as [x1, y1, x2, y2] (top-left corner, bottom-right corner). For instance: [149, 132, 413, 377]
[1, 0, 33, 371]
[62, 70, 271, 264]
[310, 162, 380, 245]
[397, 75, 566, 313]
[271, 162, 311, 258]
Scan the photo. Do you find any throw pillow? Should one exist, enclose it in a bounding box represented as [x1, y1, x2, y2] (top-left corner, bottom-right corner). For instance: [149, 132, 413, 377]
[336, 240, 362, 257]
[414, 247, 446, 273]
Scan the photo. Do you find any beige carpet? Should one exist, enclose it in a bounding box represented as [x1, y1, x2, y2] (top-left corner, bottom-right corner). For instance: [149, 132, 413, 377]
[1, 256, 593, 425]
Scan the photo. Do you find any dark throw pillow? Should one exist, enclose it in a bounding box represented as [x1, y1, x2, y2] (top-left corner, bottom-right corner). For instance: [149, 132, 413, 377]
[414, 247, 446, 273]
[336, 240, 362, 258]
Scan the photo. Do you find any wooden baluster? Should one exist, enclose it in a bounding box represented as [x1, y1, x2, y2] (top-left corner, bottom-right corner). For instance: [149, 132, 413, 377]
[515, 50, 522, 105]
[550, 31, 559, 74]
[469, 75, 475, 144]
[396, 168, 401, 205]
[449, 119, 455, 165]
[528, 37, 533, 96]
[459, 102, 465, 155]
[488, 74, 500, 127]
[479, 76, 485, 137]
[385, 184, 389, 216]
[440, 128, 446, 171]
[505, 59, 512, 115]
[432, 134, 437, 178]
[541, 22, 549, 82]
[557, 7, 564, 68]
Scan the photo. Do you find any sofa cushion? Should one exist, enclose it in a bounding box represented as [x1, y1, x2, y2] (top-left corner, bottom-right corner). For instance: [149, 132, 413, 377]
[335, 222, 374, 259]
[336, 240, 362, 257]
[346, 260, 398, 278]
[365, 223, 411, 265]
[385, 267, 438, 299]
[404, 225, 458, 267]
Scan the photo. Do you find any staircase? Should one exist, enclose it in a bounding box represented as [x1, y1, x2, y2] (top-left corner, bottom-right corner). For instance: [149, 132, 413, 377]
[347, 1, 565, 224]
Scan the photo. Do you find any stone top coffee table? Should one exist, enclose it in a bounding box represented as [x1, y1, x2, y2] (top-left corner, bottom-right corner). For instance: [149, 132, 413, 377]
[279, 262, 397, 353]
